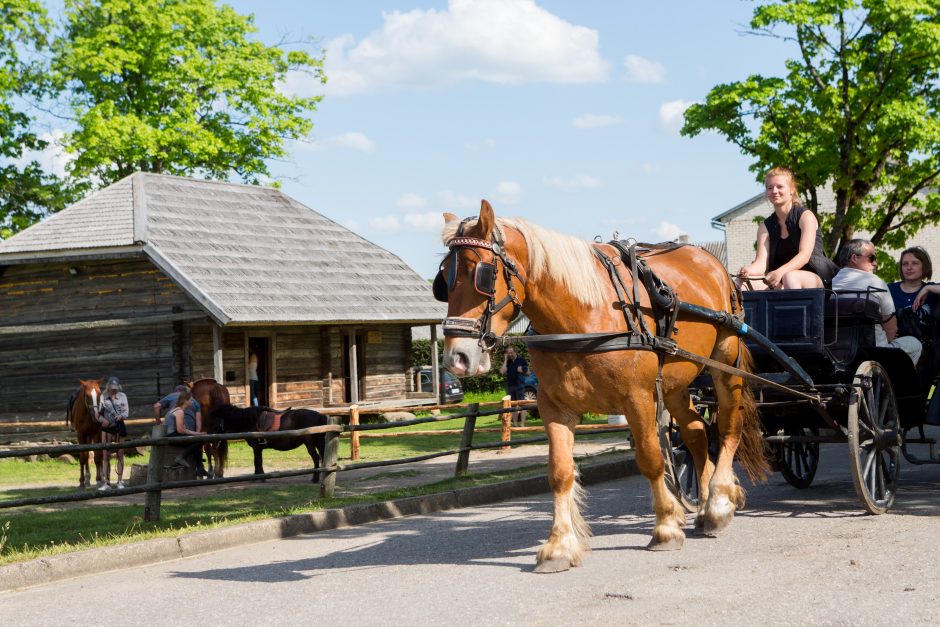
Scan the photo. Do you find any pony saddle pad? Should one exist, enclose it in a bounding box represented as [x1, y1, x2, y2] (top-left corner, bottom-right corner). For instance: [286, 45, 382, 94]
[258, 410, 282, 432]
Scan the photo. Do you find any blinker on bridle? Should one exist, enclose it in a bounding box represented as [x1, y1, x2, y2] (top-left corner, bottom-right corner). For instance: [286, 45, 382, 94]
[435, 220, 525, 351]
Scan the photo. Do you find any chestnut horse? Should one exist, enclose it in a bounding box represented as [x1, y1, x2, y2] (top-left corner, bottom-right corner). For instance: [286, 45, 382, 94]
[190, 378, 230, 478]
[66, 379, 103, 488]
[438, 201, 767, 572]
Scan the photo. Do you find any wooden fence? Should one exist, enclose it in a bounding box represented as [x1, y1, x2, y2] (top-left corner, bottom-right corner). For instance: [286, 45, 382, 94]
[0, 400, 630, 521]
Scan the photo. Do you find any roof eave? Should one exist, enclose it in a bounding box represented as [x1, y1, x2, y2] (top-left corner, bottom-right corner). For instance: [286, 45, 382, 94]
[0, 245, 146, 266]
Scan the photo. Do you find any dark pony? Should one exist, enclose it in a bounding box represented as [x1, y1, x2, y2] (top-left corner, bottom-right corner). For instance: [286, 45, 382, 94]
[210, 404, 328, 483]
[66, 379, 103, 488]
[190, 378, 230, 478]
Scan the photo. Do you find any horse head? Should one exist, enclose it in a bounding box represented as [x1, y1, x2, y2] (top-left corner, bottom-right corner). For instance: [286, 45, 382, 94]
[437, 200, 529, 376]
[79, 379, 102, 416]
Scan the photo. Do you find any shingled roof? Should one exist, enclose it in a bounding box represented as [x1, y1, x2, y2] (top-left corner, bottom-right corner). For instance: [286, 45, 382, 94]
[0, 172, 445, 325]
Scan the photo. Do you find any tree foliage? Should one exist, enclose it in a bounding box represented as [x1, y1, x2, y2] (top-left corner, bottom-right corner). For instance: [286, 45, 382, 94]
[0, 0, 74, 239]
[682, 0, 940, 255]
[53, 0, 325, 186]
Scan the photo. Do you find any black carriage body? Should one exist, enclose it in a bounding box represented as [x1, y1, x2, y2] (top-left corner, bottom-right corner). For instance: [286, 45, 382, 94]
[738, 288, 926, 430]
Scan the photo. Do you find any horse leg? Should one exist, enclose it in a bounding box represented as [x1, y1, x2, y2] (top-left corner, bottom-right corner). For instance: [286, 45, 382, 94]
[78, 449, 88, 488]
[627, 391, 687, 551]
[304, 437, 321, 484]
[252, 442, 265, 477]
[664, 391, 714, 531]
[703, 335, 770, 536]
[94, 449, 103, 487]
[204, 443, 214, 478]
[535, 406, 591, 573]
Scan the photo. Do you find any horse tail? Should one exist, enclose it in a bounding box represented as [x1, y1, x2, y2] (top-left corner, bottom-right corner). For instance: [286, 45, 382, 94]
[734, 341, 770, 483]
[218, 439, 229, 472]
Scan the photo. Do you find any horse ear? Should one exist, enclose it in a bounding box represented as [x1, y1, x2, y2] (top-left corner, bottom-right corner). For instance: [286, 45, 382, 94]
[443, 212, 459, 223]
[478, 199, 495, 238]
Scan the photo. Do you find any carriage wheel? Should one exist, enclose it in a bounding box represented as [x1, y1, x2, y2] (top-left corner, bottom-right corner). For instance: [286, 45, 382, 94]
[847, 361, 901, 515]
[775, 425, 820, 489]
[658, 410, 700, 514]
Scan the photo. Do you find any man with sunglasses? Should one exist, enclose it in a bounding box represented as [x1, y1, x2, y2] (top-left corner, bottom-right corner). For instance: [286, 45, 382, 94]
[831, 238, 922, 365]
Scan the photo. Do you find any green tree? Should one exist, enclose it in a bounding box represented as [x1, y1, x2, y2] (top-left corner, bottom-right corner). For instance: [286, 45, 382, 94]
[53, 0, 325, 186]
[682, 0, 940, 255]
[0, 0, 73, 239]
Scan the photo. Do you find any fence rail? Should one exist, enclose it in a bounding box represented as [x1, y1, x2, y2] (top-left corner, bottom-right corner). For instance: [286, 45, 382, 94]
[0, 399, 630, 521]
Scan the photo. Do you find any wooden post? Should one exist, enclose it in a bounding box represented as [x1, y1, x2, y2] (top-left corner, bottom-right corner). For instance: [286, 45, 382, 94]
[144, 424, 166, 522]
[499, 395, 512, 453]
[350, 405, 360, 461]
[212, 323, 223, 383]
[320, 416, 340, 498]
[430, 324, 440, 402]
[348, 330, 359, 403]
[455, 403, 479, 476]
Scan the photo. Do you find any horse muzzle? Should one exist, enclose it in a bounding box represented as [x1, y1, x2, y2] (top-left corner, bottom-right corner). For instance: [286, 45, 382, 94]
[443, 338, 491, 376]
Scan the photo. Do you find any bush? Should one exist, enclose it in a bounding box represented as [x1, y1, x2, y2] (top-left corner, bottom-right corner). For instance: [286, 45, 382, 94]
[411, 339, 532, 394]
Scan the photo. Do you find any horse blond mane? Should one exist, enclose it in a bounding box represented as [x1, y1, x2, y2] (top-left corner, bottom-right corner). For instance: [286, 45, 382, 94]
[441, 216, 608, 308]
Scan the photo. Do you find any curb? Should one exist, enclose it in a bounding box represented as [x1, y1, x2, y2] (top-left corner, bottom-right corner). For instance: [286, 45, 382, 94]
[0, 456, 638, 593]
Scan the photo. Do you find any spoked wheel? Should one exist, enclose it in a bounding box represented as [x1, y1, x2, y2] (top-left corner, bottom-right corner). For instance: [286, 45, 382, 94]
[658, 410, 700, 514]
[775, 425, 820, 489]
[847, 361, 901, 515]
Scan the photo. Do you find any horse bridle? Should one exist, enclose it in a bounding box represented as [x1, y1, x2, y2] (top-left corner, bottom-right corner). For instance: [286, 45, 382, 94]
[434, 218, 527, 351]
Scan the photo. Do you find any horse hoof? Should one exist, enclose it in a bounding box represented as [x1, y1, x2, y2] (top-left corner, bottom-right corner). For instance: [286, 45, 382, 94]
[647, 535, 684, 551]
[534, 558, 571, 574]
[703, 517, 731, 537]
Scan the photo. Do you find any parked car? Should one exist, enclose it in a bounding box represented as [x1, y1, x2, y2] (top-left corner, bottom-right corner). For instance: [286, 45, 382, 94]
[520, 371, 538, 402]
[418, 367, 465, 404]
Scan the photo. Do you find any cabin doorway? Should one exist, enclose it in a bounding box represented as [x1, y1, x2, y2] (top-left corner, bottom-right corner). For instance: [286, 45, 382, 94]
[248, 337, 271, 407]
[342, 330, 366, 403]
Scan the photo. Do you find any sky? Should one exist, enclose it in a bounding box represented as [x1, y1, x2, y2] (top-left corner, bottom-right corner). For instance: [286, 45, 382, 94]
[39, 0, 795, 280]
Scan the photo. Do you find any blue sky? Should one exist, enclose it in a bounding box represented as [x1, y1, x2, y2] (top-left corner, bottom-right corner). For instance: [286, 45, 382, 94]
[51, 1, 795, 279]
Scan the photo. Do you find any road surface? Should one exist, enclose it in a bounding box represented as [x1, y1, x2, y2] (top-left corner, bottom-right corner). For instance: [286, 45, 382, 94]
[3, 443, 940, 625]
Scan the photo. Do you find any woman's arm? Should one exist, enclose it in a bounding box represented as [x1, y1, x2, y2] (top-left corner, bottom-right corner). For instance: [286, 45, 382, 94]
[912, 283, 940, 310]
[175, 410, 188, 435]
[738, 223, 770, 277]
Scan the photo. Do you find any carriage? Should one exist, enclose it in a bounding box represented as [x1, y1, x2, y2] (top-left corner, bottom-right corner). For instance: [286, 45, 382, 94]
[661, 286, 940, 516]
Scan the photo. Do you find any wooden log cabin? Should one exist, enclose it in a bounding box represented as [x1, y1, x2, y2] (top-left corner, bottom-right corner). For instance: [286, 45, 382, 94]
[0, 173, 446, 426]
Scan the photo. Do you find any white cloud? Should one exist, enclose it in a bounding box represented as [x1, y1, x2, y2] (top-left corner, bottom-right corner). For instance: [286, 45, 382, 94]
[496, 180, 522, 205]
[572, 113, 623, 129]
[329, 132, 376, 153]
[404, 211, 445, 231]
[543, 174, 600, 191]
[624, 54, 666, 84]
[654, 221, 685, 240]
[439, 190, 478, 210]
[14, 129, 71, 177]
[369, 215, 402, 232]
[320, 0, 609, 96]
[658, 99, 695, 135]
[396, 193, 428, 211]
[293, 131, 377, 153]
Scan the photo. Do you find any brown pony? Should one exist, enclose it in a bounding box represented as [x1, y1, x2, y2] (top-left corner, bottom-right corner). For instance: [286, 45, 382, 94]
[67, 379, 103, 488]
[439, 201, 767, 572]
[190, 378, 231, 478]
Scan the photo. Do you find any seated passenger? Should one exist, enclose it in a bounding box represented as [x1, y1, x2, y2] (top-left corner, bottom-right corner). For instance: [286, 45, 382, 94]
[889, 246, 940, 382]
[831, 239, 922, 366]
[735, 166, 838, 290]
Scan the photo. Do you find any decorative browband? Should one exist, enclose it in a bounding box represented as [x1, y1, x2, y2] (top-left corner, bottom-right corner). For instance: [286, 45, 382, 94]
[447, 237, 493, 250]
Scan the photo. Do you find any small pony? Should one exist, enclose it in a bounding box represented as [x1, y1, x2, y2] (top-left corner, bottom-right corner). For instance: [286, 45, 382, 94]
[210, 404, 328, 483]
[66, 379, 104, 488]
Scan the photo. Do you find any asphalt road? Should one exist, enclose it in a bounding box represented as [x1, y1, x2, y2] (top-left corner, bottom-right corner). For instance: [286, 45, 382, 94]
[4, 443, 940, 626]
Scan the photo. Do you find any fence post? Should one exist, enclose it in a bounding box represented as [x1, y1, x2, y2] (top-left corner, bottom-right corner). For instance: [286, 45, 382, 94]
[320, 416, 340, 498]
[499, 395, 512, 453]
[144, 424, 166, 522]
[350, 405, 360, 461]
[455, 402, 479, 476]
